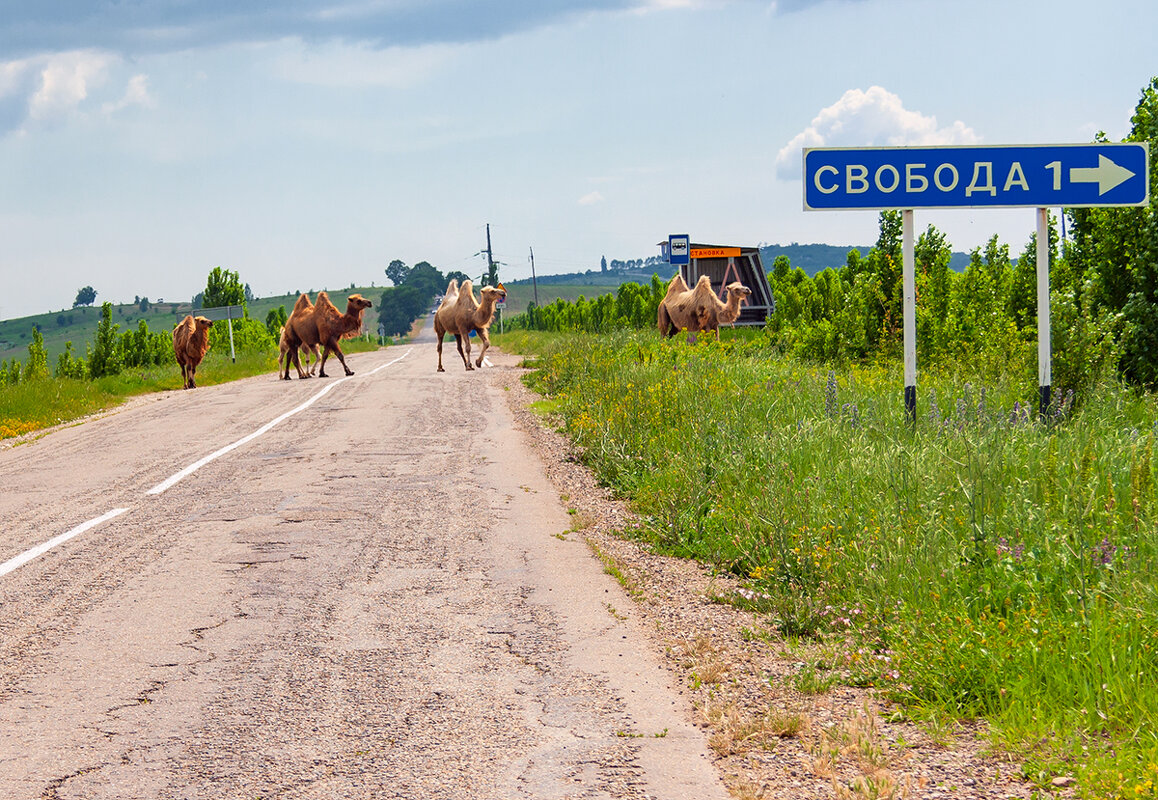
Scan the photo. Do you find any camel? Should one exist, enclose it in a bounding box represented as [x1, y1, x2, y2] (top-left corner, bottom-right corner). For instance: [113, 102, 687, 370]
[172, 315, 213, 389]
[657, 274, 751, 337]
[433, 279, 463, 372]
[656, 274, 692, 336]
[277, 324, 320, 378]
[281, 291, 372, 379]
[692, 275, 752, 334]
[434, 279, 506, 371]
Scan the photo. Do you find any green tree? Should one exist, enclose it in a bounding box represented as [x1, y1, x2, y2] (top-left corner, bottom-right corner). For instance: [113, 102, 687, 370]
[73, 286, 97, 307]
[1066, 77, 1158, 387]
[385, 259, 411, 286]
[378, 286, 424, 337]
[25, 327, 49, 381]
[203, 267, 246, 310]
[88, 302, 123, 378]
[266, 306, 288, 340]
[1118, 77, 1158, 387]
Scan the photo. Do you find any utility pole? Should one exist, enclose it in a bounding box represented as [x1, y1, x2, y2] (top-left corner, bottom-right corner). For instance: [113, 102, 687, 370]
[484, 224, 496, 287]
[529, 246, 539, 307]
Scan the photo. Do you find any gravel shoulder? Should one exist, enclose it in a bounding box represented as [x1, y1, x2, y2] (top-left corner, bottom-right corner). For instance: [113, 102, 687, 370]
[488, 347, 1053, 800]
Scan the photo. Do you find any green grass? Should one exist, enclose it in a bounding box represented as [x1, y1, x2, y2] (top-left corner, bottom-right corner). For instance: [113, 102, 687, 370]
[503, 328, 1158, 798]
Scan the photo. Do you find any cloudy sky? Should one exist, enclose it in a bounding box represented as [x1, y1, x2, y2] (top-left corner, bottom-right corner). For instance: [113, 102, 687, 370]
[1, 0, 1155, 320]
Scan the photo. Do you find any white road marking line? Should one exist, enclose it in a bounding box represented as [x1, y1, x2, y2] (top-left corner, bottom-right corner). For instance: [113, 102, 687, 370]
[0, 508, 130, 578]
[483, 357, 493, 367]
[0, 349, 411, 580]
[146, 348, 411, 495]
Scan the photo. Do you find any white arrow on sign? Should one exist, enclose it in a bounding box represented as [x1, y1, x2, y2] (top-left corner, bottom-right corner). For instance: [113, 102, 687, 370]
[1070, 154, 1136, 196]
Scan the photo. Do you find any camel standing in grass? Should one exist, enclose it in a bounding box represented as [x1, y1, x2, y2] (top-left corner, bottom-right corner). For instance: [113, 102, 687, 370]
[435, 279, 506, 371]
[657, 274, 751, 337]
[692, 276, 752, 335]
[656, 274, 697, 337]
[281, 291, 372, 379]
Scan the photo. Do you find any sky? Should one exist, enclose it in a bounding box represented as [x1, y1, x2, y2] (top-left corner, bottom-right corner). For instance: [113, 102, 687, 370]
[1, 0, 1156, 320]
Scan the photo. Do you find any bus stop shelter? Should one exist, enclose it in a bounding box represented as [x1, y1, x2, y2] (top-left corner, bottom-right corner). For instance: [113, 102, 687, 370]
[659, 242, 774, 326]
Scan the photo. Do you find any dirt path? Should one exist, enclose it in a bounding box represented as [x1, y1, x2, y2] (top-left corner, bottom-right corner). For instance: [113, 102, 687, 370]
[0, 344, 728, 799]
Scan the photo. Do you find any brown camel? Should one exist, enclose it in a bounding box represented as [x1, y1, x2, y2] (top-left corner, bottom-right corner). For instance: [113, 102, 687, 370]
[281, 291, 372, 379]
[436, 279, 506, 371]
[172, 315, 213, 389]
[278, 324, 320, 378]
[657, 274, 750, 337]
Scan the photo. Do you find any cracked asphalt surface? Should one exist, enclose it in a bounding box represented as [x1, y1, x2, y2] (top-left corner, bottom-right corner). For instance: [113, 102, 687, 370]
[0, 332, 728, 799]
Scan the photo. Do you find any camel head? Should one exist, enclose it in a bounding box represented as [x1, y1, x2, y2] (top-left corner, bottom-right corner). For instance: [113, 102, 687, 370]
[346, 294, 373, 314]
[480, 285, 506, 306]
[725, 282, 752, 301]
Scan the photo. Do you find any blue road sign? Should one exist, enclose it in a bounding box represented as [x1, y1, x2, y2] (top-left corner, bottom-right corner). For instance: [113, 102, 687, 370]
[668, 234, 690, 266]
[804, 143, 1149, 210]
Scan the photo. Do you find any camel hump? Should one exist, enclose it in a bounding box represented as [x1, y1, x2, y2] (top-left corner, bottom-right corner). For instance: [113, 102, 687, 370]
[292, 293, 313, 315]
[315, 291, 339, 313]
[444, 279, 459, 297]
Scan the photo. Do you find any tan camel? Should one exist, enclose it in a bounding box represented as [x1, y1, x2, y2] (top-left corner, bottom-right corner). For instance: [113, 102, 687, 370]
[656, 273, 697, 337]
[281, 291, 372, 379]
[657, 274, 750, 337]
[435, 279, 506, 371]
[692, 275, 752, 334]
[433, 279, 466, 372]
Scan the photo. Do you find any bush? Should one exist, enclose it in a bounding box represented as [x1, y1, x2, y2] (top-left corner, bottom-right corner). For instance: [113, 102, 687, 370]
[208, 317, 274, 354]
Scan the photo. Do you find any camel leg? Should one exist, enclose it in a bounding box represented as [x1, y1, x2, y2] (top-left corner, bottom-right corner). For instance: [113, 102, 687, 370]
[319, 341, 354, 377]
[187, 364, 196, 389]
[286, 348, 303, 380]
[435, 328, 446, 372]
[475, 329, 492, 368]
[454, 334, 471, 371]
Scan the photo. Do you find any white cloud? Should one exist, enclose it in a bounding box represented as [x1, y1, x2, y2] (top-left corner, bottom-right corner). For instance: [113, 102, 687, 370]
[775, 86, 979, 179]
[102, 74, 156, 114]
[578, 191, 605, 205]
[28, 50, 115, 122]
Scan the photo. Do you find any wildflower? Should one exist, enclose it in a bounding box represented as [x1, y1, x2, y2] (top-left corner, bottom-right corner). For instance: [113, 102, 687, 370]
[825, 370, 837, 417]
[928, 389, 942, 425]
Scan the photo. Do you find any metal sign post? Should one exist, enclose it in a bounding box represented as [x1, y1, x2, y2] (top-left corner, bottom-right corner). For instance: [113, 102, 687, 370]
[803, 142, 1150, 422]
[200, 304, 245, 363]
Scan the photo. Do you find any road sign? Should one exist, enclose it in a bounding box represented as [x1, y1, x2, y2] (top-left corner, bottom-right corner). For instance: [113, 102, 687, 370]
[804, 143, 1149, 211]
[495, 282, 506, 306]
[668, 234, 690, 266]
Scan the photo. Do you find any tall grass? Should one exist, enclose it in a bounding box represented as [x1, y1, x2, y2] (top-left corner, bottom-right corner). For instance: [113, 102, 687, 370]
[503, 329, 1158, 797]
[1, 350, 280, 440]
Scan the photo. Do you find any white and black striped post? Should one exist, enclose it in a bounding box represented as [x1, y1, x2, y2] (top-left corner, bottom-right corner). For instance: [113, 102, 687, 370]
[903, 209, 917, 422]
[1036, 207, 1051, 419]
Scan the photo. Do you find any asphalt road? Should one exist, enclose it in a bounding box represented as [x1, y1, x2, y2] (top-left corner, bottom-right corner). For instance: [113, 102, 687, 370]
[0, 331, 729, 799]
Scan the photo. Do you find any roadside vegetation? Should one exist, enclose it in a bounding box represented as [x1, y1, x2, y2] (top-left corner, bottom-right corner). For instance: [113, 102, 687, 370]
[504, 329, 1157, 796]
[496, 79, 1158, 797]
